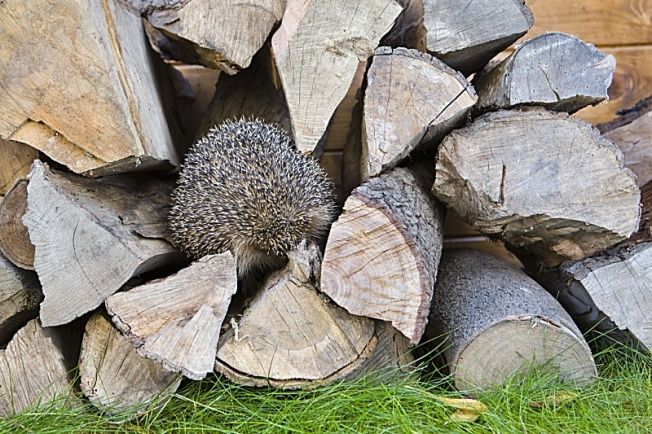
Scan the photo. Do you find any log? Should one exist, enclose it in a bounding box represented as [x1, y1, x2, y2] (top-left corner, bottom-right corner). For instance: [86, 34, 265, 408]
[0, 254, 41, 344]
[474, 33, 616, 114]
[0, 0, 179, 176]
[422, 0, 534, 75]
[23, 161, 180, 327]
[105, 253, 237, 380]
[0, 180, 34, 270]
[380, 0, 426, 50]
[0, 139, 38, 196]
[271, 0, 403, 155]
[79, 314, 182, 418]
[426, 249, 597, 392]
[216, 242, 399, 389]
[362, 47, 476, 179]
[320, 168, 445, 344]
[433, 109, 641, 267]
[638, 182, 652, 241]
[133, 0, 286, 74]
[0, 319, 74, 417]
[599, 96, 652, 187]
[538, 242, 652, 352]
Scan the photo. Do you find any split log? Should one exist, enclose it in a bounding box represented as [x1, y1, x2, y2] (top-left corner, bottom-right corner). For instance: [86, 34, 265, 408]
[0, 180, 34, 270]
[106, 253, 237, 380]
[638, 182, 652, 241]
[381, 0, 426, 50]
[321, 168, 445, 344]
[0, 139, 38, 195]
[132, 0, 286, 74]
[426, 249, 597, 391]
[271, 0, 403, 155]
[0, 254, 41, 344]
[422, 0, 534, 75]
[0, 320, 74, 417]
[23, 161, 180, 327]
[362, 47, 476, 179]
[216, 242, 410, 389]
[474, 33, 615, 113]
[538, 242, 652, 352]
[599, 96, 652, 187]
[79, 314, 182, 418]
[433, 109, 641, 267]
[0, 0, 179, 175]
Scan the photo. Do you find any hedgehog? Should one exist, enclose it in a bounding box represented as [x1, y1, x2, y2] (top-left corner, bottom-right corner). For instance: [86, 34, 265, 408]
[168, 119, 337, 276]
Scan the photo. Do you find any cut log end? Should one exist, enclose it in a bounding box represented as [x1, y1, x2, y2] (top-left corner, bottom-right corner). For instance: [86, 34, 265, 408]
[0, 179, 35, 270]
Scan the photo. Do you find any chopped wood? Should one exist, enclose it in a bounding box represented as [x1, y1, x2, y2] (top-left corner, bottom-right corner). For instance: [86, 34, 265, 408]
[599, 95, 652, 187]
[362, 47, 476, 179]
[0, 0, 179, 175]
[0, 180, 34, 270]
[474, 33, 616, 113]
[426, 249, 597, 391]
[271, 0, 403, 155]
[0, 254, 41, 344]
[106, 253, 237, 380]
[216, 242, 382, 389]
[0, 139, 38, 195]
[422, 0, 534, 75]
[321, 168, 445, 344]
[79, 314, 182, 418]
[433, 109, 641, 267]
[381, 0, 426, 50]
[638, 182, 652, 241]
[23, 161, 180, 327]
[0, 319, 74, 417]
[538, 242, 652, 352]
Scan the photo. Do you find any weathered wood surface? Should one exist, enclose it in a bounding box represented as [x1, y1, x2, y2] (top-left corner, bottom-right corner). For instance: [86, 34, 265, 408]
[106, 253, 237, 380]
[0, 180, 34, 270]
[381, 0, 426, 50]
[79, 314, 182, 418]
[433, 109, 640, 267]
[321, 168, 445, 344]
[538, 242, 652, 352]
[599, 96, 652, 187]
[0, 254, 41, 344]
[474, 33, 615, 114]
[271, 0, 402, 155]
[362, 47, 476, 179]
[0, 319, 73, 417]
[216, 242, 381, 389]
[422, 0, 534, 74]
[0, 0, 179, 175]
[0, 140, 37, 196]
[23, 161, 180, 327]
[427, 249, 597, 392]
[638, 182, 652, 241]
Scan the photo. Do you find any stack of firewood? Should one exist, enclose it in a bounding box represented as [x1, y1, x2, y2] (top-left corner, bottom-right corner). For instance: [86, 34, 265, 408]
[0, 0, 650, 420]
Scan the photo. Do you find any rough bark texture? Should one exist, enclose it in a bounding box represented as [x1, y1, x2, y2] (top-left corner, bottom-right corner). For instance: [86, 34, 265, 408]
[380, 0, 426, 50]
[427, 249, 597, 392]
[0, 180, 34, 270]
[321, 168, 445, 344]
[362, 47, 476, 179]
[422, 0, 534, 75]
[271, 0, 403, 154]
[474, 32, 615, 113]
[638, 182, 652, 241]
[0, 140, 38, 196]
[0, 254, 41, 344]
[79, 314, 182, 419]
[433, 109, 641, 267]
[538, 242, 652, 352]
[23, 161, 180, 327]
[0, 0, 179, 175]
[106, 253, 238, 380]
[0, 320, 74, 417]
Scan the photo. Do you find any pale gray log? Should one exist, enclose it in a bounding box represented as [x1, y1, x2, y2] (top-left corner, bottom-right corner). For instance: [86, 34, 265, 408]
[423, 0, 534, 74]
[106, 253, 237, 380]
[474, 33, 615, 113]
[321, 168, 445, 344]
[79, 314, 182, 419]
[362, 47, 476, 179]
[0, 254, 41, 344]
[23, 161, 179, 327]
[427, 249, 597, 392]
[433, 109, 640, 267]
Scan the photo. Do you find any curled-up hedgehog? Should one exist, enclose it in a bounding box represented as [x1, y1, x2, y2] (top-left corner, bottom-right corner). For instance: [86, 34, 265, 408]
[168, 119, 337, 276]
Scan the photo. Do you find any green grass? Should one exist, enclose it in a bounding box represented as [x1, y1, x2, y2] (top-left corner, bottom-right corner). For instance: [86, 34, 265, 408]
[2, 345, 651, 434]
